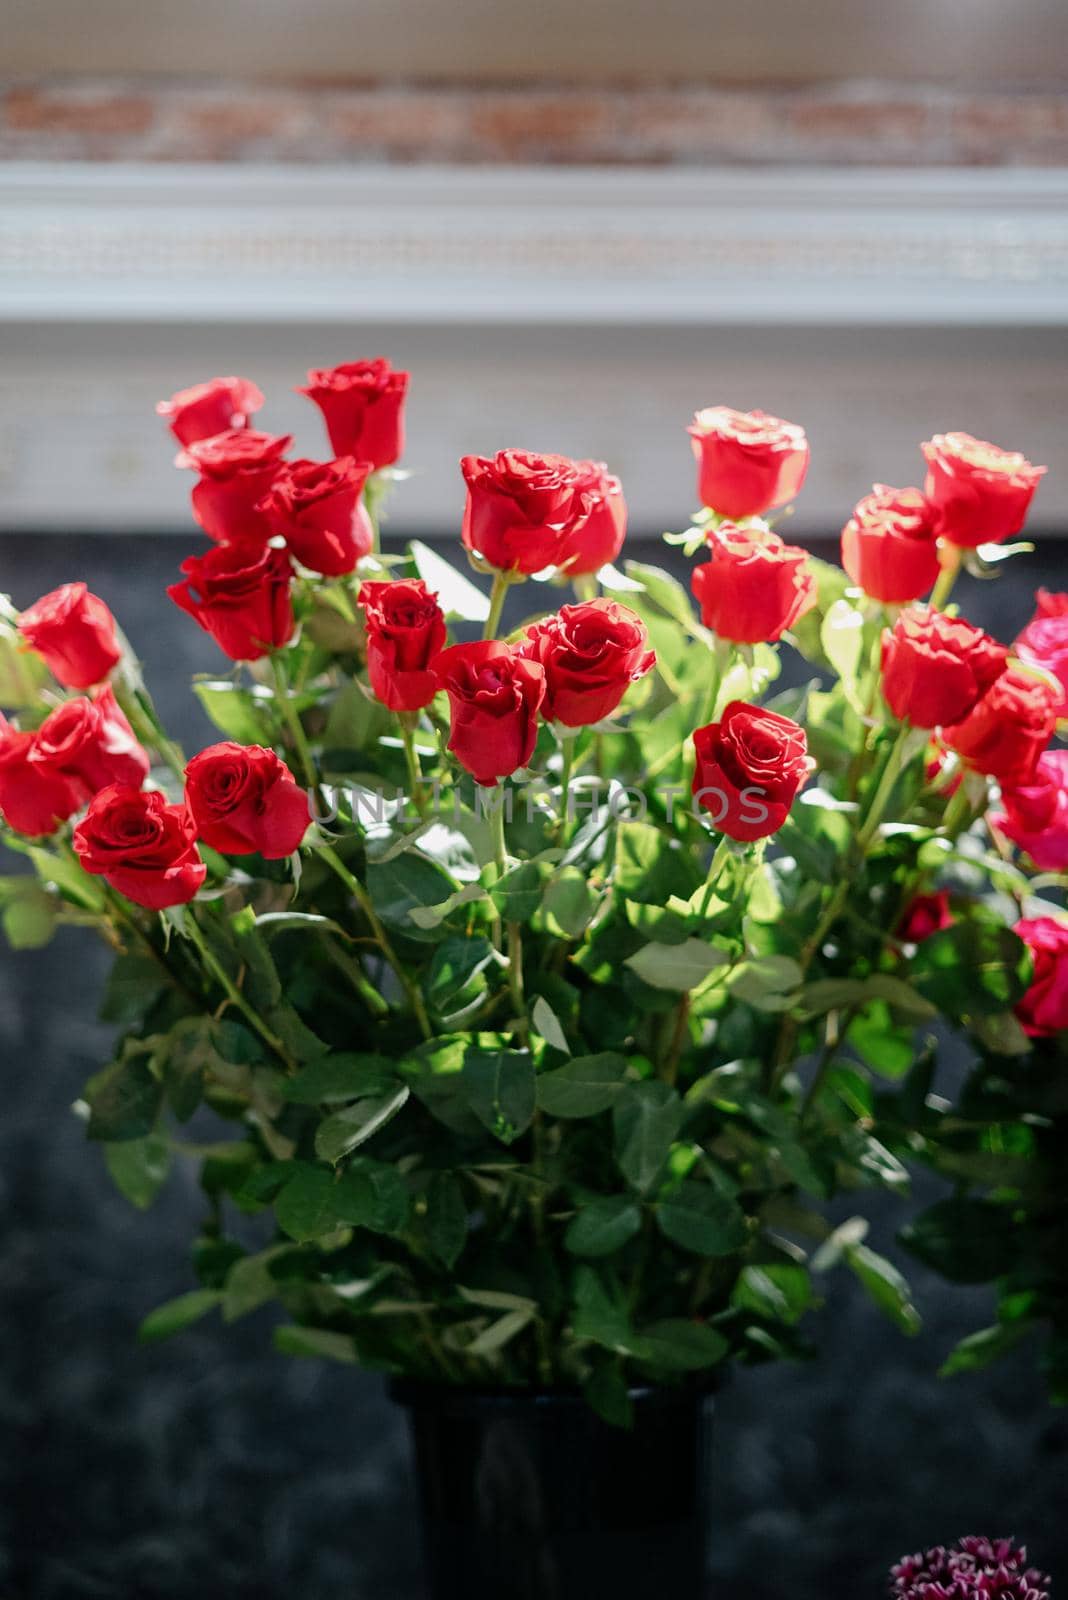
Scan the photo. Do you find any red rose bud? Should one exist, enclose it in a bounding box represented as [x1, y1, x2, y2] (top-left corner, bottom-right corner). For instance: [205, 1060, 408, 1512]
[297, 358, 408, 469]
[691, 522, 816, 644]
[0, 719, 79, 836]
[460, 449, 589, 576]
[922, 431, 1046, 549]
[945, 665, 1058, 787]
[519, 600, 654, 728]
[691, 700, 810, 842]
[881, 607, 1007, 728]
[177, 428, 292, 545]
[554, 462, 628, 578]
[18, 582, 122, 690]
[30, 685, 149, 801]
[156, 376, 264, 447]
[1013, 914, 1068, 1037]
[185, 742, 310, 858]
[73, 785, 206, 910]
[688, 407, 809, 520]
[434, 640, 545, 788]
[897, 890, 953, 944]
[1015, 589, 1068, 716]
[260, 457, 374, 576]
[992, 750, 1068, 872]
[840, 484, 941, 604]
[168, 543, 295, 662]
[357, 579, 447, 713]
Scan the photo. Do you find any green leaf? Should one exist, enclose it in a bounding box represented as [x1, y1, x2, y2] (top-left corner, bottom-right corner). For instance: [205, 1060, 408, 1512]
[410, 539, 491, 623]
[104, 1134, 172, 1209]
[613, 1081, 684, 1193]
[531, 994, 569, 1055]
[222, 1249, 287, 1323]
[732, 1263, 813, 1325]
[623, 562, 696, 627]
[583, 1362, 634, 1429]
[27, 845, 106, 911]
[624, 938, 728, 992]
[426, 936, 497, 1018]
[155, 1017, 216, 1122]
[273, 1325, 357, 1363]
[727, 955, 804, 1012]
[571, 1266, 639, 1354]
[335, 1159, 411, 1235]
[637, 1319, 729, 1372]
[425, 1171, 468, 1269]
[99, 951, 167, 1023]
[910, 920, 1031, 1019]
[536, 1053, 630, 1118]
[845, 1244, 920, 1335]
[466, 1306, 534, 1357]
[614, 820, 700, 904]
[820, 598, 865, 710]
[542, 867, 595, 938]
[462, 1047, 536, 1144]
[283, 1053, 398, 1105]
[139, 1289, 220, 1343]
[0, 627, 50, 706]
[194, 680, 274, 743]
[0, 880, 56, 949]
[85, 1049, 163, 1142]
[900, 1197, 1017, 1285]
[275, 1165, 342, 1242]
[488, 860, 545, 923]
[565, 1196, 643, 1258]
[366, 853, 459, 938]
[656, 1182, 747, 1256]
[940, 1321, 1036, 1378]
[314, 1086, 411, 1164]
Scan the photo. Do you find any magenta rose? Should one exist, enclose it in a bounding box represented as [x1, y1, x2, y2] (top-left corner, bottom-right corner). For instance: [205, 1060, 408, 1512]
[1013, 915, 1068, 1037]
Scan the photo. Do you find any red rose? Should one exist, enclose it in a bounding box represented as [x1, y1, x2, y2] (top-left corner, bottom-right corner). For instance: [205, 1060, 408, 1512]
[357, 579, 447, 713]
[18, 583, 122, 690]
[460, 450, 588, 576]
[168, 543, 295, 662]
[922, 432, 1046, 549]
[881, 608, 1007, 728]
[691, 700, 810, 842]
[691, 522, 816, 644]
[260, 457, 374, 576]
[519, 600, 654, 728]
[992, 750, 1068, 872]
[1012, 915, 1068, 1037]
[156, 376, 264, 446]
[944, 666, 1058, 787]
[297, 358, 408, 469]
[177, 428, 292, 545]
[840, 485, 941, 604]
[554, 462, 628, 578]
[688, 407, 809, 520]
[897, 891, 953, 944]
[433, 640, 545, 787]
[73, 785, 205, 910]
[185, 742, 310, 858]
[1015, 590, 1068, 716]
[0, 719, 79, 836]
[30, 685, 149, 800]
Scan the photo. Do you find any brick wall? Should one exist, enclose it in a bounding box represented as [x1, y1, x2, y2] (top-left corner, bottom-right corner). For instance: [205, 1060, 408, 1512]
[3, 76, 1067, 166]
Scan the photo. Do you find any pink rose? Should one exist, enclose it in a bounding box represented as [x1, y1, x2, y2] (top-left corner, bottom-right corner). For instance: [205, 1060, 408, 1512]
[991, 750, 1068, 872]
[1015, 590, 1068, 716]
[1013, 915, 1068, 1037]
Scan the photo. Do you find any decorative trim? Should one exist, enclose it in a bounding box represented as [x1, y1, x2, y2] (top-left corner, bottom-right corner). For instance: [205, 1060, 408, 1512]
[2, 162, 1068, 326]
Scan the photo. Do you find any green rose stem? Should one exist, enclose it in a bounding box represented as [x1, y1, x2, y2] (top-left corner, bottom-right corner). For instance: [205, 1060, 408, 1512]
[270, 654, 319, 796]
[929, 543, 962, 611]
[769, 721, 915, 1088]
[399, 713, 428, 819]
[487, 795, 527, 1042]
[316, 841, 432, 1041]
[181, 913, 298, 1072]
[114, 676, 186, 784]
[556, 730, 577, 838]
[482, 569, 512, 641]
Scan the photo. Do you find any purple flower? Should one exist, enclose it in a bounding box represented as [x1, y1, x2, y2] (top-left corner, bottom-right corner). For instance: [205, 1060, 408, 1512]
[890, 1536, 1050, 1600]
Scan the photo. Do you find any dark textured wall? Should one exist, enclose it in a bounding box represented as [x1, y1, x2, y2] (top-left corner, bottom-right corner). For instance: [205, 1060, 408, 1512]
[3, 532, 1066, 1600]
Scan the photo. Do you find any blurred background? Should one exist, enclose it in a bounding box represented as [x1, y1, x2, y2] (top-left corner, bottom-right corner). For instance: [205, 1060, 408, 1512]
[1, 3, 1067, 1596]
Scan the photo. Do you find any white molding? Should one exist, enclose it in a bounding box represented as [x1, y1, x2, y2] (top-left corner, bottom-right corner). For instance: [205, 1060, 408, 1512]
[2, 162, 1068, 327]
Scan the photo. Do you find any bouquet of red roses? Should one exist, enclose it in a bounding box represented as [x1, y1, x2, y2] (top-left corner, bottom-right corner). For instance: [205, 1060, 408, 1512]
[1, 365, 1063, 1415]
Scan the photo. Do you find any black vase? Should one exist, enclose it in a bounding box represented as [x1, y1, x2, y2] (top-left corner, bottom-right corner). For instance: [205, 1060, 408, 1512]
[391, 1381, 712, 1600]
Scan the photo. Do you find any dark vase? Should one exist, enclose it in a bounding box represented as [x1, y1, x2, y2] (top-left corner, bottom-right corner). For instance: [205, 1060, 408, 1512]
[391, 1381, 712, 1600]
